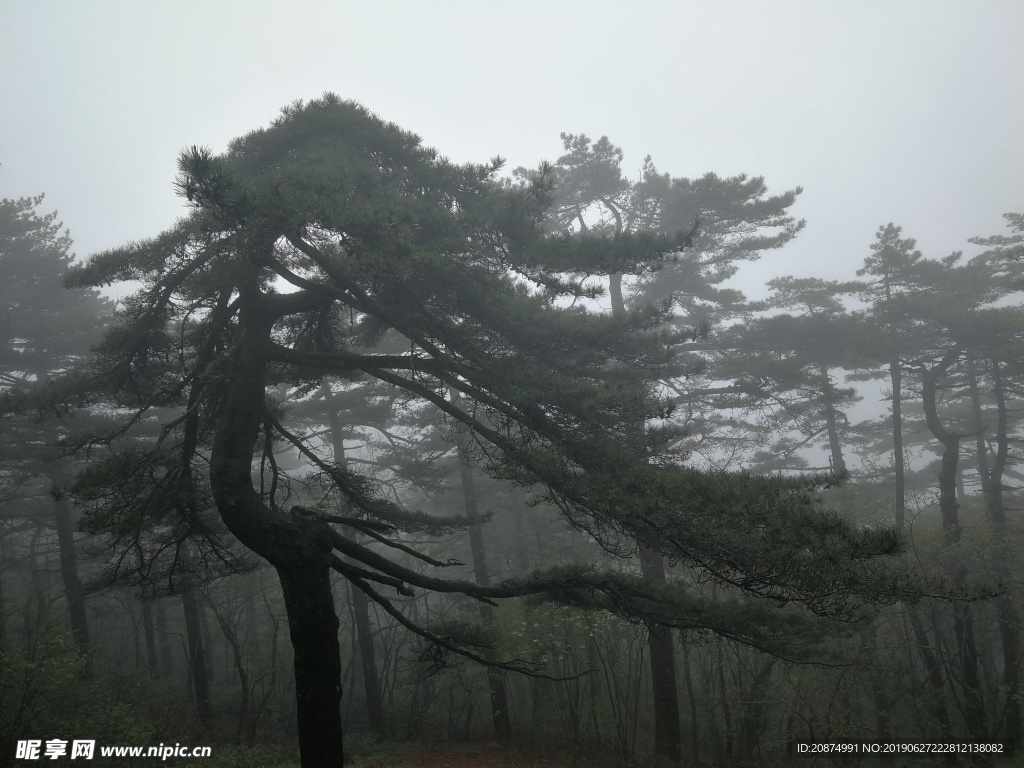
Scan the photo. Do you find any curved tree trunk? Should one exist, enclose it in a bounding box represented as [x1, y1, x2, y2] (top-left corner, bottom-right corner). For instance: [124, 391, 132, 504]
[209, 296, 344, 767]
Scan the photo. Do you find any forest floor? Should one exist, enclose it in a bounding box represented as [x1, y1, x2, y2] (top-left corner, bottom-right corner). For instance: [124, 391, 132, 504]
[348, 739, 627, 767]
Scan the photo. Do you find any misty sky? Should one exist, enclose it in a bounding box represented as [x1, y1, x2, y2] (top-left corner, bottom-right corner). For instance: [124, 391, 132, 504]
[1, 1, 1021, 299]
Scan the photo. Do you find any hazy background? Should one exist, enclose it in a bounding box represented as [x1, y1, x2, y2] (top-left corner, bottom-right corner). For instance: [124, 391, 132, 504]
[1, 0, 1021, 298]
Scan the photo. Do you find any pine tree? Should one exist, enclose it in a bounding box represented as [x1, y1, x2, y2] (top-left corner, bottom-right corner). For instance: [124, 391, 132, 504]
[65, 96, 927, 767]
[0, 192, 111, 654]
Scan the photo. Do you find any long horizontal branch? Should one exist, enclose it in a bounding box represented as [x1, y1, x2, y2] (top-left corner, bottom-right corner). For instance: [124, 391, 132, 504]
[348, 572, 574, 679]
[268, 343, 444, 375]
[330, 555, 414, 596]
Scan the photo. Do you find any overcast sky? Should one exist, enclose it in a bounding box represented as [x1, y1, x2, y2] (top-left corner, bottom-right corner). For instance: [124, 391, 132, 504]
[2, 1, 1021, 299]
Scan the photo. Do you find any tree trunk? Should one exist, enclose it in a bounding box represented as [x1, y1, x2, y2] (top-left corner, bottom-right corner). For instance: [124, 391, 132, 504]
[892, 358, 952, 734]
[681, 638, 699, 766]
[155, 598, 174, 678]
[324, 387, 386, 737]
[278, 563, 344, 767]
[350, 586, 386, 735]
[890, 357, 905, 529]
[818, 364, 846, 477]
[182, 589, 213, 726]
[610, 272, 682, 765]
[920, 362, 985, 738]
[907, 606, 952, 734]
[643, 549, 682, 765]
[207, 599, 250, 745]
[861, 621, 891, 742]
[968, 355, 1021, 743]
[208, 301, 345, 766]
[200, 596, 215, 684]
[52, 491, 90, 655]
[0, 567, 7, 653]
[738, 658, 775, 765]
[458, 458, 512, 740]
[141, 600, 160, 678]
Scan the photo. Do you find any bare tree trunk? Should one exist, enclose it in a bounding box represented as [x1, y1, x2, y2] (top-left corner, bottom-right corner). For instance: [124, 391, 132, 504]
[893, 356, 950, 736]
[278, 563, 344, 767]
[200, 596, 215, 684]
[52, 491, 89, 655]
[890, 357, 905, 529]
[681, 638, 699, 766]
[819, 364, 846, 477]
[907, 606, 952, 733]
[208, 302, 346, 767]
[141, 600, 160, 678]
[738, 658, 775, 764]
[155, 598, 174, 678]
[350, 585, 385, 734]
[0, 566, 8, 653]
[968, 355, 1021, 743]
[324, 387, 386, 737]
[921, 362, 985, 738]
[458, 459, 512, 740]
[861, 621, 891, 742]
[182, 589, 213, 726]
[715, 638, 733, 766]
[643, 549, 682, 765]
[611, 272, 682, 765]
[206, 595, 251, 745]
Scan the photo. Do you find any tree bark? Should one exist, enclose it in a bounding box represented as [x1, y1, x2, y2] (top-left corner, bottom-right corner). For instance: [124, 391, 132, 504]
[278, 563, 344, 767]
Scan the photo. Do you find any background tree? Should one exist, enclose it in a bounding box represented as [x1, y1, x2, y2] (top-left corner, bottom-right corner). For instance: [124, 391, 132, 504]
[540, 132, 807, 764]
[0, 192, 111, 655]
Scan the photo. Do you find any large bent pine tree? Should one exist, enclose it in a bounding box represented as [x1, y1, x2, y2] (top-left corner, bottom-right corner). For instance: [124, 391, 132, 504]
[68, 96, 922, 767]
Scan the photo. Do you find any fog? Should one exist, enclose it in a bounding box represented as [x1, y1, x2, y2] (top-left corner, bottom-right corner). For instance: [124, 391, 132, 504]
[3, 4, 1024, 767]
[2, 1, 1021, 293]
